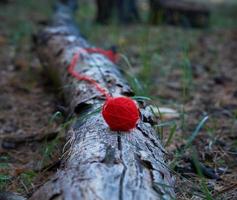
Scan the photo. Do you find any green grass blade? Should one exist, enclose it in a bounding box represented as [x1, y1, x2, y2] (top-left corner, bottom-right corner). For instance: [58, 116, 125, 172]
[132, 96, 151, 101]
[49, 111, 63, 124]
[191, 150, 213, 200]
[184, 115, 209, 149]
[165, 124, 177, 147]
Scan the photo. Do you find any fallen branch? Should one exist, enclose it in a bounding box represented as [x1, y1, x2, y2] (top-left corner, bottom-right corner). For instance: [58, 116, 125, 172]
[30, 1, 175, 199]
[149, 0, 210, 27]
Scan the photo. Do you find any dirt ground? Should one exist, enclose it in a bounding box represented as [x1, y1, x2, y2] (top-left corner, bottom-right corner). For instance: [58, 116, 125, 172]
[0, 0, 64, 196]
[0, 0, 236, 199]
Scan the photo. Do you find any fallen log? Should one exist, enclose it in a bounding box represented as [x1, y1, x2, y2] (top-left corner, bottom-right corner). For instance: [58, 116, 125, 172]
[30, 0, 175, 199]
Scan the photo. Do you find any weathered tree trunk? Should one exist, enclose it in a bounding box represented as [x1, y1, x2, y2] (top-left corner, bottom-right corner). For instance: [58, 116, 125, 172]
[30, 1, 175, 199]
[149, 0, 210, 28]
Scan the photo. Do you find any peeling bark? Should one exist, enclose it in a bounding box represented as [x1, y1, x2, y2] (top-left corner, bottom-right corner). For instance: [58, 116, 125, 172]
[30, 1, 175, 199]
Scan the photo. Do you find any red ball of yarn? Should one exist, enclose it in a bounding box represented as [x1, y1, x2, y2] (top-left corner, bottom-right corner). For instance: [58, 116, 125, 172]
[102, 97, 140, 131]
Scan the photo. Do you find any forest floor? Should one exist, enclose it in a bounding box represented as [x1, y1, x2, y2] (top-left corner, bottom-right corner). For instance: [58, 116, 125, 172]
[0, 0, 237, 199]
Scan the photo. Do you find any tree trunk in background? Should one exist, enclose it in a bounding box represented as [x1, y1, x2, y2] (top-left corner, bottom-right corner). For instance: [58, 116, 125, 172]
[117, 0, 140, 23]
[96, 0, 140, 24]
[30, 0, 175, 199]
[95, 0, 115, 24]
[0, 0, 9, 4]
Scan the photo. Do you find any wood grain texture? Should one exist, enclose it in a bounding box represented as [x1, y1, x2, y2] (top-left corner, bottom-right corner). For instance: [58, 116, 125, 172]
[30, 2, 175, 200]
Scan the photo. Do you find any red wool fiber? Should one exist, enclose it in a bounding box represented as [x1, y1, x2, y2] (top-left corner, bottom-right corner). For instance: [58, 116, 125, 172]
[68, 48, 140, 131]
[84, 48, 118, 63]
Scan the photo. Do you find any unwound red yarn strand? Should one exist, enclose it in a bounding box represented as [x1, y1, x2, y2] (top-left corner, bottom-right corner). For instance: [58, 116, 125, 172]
[67, 48, 140, 131]
[84, 48, 118, 63]
[68, 50, 111, 99]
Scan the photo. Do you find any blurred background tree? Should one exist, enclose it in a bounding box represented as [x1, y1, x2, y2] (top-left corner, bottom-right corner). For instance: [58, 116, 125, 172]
[95, 0, 140, 24]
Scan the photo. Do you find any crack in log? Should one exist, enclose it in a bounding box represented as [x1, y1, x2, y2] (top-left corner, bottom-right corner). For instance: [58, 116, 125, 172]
[101, 145, 117, 165]
[137, 125, 166, 154]
[49, 193, 62, 200]
[118, 135, 126, 200]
